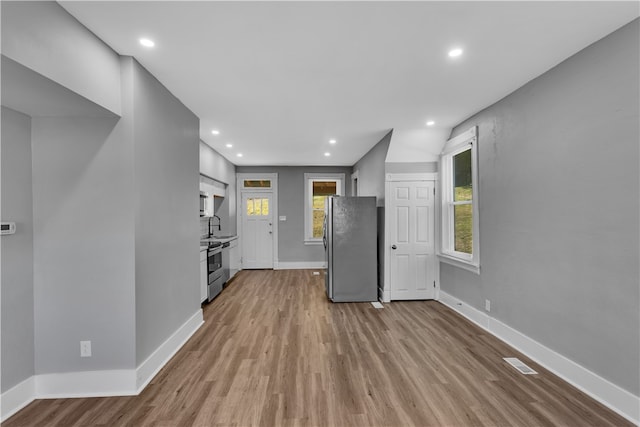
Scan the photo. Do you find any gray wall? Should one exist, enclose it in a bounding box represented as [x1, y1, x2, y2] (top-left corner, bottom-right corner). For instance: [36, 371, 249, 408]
[2, 1, 135, 382]
[353, 130, 392, 293]
[200, 142, 237, 235]
[124, 58, 201, 366]
[1, 1, 121, 115]
[353, 130, 392, 206]
[1, 107, 35, 391]
[236, 166, 351, 263]
[31, 115, 136, 374]
[442, 19, 639, 395]
[2, 0, 203, 382]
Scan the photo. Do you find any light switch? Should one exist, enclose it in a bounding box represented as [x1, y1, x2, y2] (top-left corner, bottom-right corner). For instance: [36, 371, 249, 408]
[279, 216, 287, 221]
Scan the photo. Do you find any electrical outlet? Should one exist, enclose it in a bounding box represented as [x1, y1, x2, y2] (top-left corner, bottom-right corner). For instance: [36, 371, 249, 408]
[80, 340, 92, 357]
[312, 271, 320, 276]
[485, 299, 491, 312]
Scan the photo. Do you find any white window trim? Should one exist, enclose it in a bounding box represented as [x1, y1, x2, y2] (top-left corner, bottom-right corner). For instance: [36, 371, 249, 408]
[304, 173, 345, 244]
[439, 126, 480, 274]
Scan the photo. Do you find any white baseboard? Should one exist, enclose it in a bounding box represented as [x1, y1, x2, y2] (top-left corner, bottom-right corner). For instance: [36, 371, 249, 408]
[136, 309, 203, 392]
[381, 287, 391, 303]
[438, 291, 489, 329]
[36, 369, 137, 399]
[274, 261, 326, 270]
[438, 291, 640, 425]
[1, 309, 204, 423]
[1, 376, 35, 422]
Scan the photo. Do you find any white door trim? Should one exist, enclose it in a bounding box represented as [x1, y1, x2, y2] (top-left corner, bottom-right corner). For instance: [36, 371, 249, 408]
[383, 173, 439, 303]
[351, 170, 359, 196]
[237, 173, 278, 269]
[385, 172, 438, 182]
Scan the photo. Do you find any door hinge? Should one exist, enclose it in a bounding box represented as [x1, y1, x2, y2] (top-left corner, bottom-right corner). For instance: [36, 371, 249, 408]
[433, 281, 436, 288]
[433, 187, 436, 196]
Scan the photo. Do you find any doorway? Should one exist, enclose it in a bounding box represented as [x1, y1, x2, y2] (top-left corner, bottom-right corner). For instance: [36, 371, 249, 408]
[237, 174, 278, 270]
[385, 174, 437, 301]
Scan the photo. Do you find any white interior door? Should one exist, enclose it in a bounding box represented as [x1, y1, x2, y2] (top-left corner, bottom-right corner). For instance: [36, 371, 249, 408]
[389, 181, 436, 300]
[241, 192, 274, 269]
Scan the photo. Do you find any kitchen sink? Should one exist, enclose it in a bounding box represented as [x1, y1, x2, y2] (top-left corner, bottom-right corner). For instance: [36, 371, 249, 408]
[212, 235, 236, 239]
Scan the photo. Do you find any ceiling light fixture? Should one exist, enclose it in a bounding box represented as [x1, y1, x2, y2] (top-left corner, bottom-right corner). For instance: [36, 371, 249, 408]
[226, 143, 233, 148]
[329, 139, 337, 144]
[237, 153, 243, 157]
[448, 48, 463, 58]
[211, 129, 220, 135]
[324, 152, 331, 157]
[139, 38, 155, 48]
[426, 121, 435, 126]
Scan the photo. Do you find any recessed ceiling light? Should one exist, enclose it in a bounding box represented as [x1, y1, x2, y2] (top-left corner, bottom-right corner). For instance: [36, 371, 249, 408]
[324, 152, 331, 157]
[237, 153, 243, 157]
[329, 139, 337, 144]
[211, 129, 220, 135]
[426, 121, 435, 126]
[448, 48, 463, 58]
[225, 143, 233, 148]
[139, 38, 155, 48]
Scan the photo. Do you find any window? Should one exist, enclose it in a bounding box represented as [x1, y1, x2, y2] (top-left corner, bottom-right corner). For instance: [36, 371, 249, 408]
[440, 126, 479, 273]
[246, 197, 269, 216]
[243, 179, 272, 189]
[304, 173, 345, 243]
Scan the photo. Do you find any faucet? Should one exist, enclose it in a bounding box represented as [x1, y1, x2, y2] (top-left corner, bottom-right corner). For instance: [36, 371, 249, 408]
[209, 215, 221, 236]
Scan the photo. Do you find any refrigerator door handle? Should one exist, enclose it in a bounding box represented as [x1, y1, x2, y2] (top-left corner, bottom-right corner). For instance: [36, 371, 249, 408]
[322, 216, 327, 249]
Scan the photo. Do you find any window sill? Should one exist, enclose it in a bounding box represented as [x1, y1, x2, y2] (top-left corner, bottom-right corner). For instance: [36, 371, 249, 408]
[304, 239, 323, 246]
[438, 253, 480, 275]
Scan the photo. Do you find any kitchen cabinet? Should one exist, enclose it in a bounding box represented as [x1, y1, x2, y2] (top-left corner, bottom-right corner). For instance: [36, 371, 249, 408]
[200, 247, 207, 303]
[229, 238, 240, 280]
[200, 175, 226, 198]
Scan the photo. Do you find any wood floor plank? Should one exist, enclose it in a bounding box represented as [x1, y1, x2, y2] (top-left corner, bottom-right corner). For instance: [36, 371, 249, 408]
[3, 269, 633, 426]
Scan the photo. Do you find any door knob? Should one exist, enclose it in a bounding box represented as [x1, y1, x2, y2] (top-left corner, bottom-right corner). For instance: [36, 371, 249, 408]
[391, 245, 397, 250]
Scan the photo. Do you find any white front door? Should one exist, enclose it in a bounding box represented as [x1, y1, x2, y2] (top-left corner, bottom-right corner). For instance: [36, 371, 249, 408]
[241, 192, 274, 269]
[389, 180, 436, 300]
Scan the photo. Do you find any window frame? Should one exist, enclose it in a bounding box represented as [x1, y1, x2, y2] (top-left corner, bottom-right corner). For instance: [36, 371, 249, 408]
[304, 173, 345, 244]
[439, 126, 480, 274]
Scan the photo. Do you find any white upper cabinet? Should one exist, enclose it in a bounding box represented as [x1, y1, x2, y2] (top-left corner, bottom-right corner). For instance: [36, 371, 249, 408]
[200, 175, 226, 198]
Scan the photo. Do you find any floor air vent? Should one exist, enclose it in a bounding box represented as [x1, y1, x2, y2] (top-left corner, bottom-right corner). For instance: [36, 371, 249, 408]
[371, 302, 384, 309]
[503, 357, 538, 375]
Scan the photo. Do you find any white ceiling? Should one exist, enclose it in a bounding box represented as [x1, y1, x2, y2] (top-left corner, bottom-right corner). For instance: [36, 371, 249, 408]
[59, 1, 638, 166]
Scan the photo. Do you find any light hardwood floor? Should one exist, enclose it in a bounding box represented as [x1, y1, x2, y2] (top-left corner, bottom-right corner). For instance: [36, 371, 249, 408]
[4, 269, 632, 426]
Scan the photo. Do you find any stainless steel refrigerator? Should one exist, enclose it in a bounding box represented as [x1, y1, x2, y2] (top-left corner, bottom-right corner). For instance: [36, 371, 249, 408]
[323, 196, 377, 302]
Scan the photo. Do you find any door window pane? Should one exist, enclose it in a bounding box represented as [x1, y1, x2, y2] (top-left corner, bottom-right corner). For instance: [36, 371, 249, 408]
[454, 204, 473, 254]
[453, 148, 472, 202]
[244, 179, 271, 188]
[247, 198, 269, 217]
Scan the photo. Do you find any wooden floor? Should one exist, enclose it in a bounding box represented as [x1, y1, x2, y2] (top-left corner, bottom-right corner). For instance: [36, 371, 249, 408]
[4, 269, 632, 427]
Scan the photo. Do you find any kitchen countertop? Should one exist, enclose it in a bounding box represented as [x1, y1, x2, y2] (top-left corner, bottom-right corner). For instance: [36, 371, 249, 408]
[201, 235, 238, 244]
